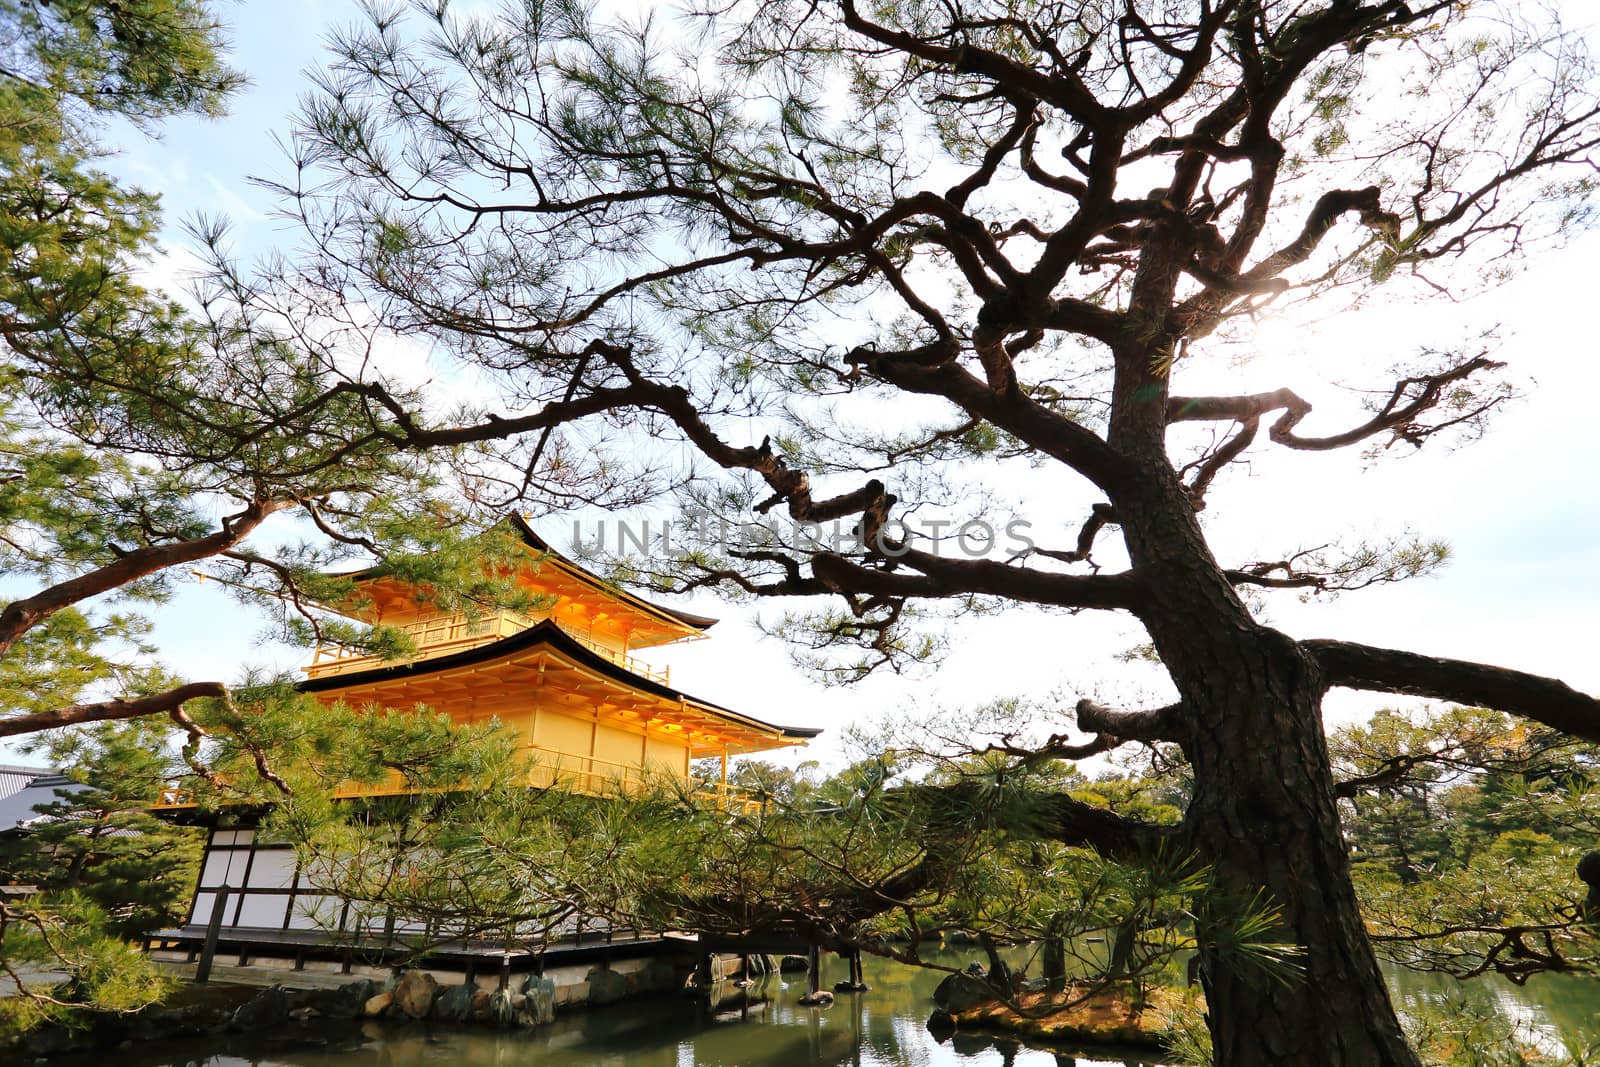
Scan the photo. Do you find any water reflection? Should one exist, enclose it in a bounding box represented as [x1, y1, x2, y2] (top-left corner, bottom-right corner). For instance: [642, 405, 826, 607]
[1385, 963, 1600, 1055]
[47, 952, 1600, 1067]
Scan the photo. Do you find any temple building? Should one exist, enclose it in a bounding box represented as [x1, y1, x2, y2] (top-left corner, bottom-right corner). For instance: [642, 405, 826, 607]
[155, 516, 817, 974]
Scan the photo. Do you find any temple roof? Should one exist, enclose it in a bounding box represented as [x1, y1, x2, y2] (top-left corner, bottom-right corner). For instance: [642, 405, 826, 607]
[504, 514, 719, 632]
[299, 618, 819, 755]
[328, 514, 717, 649]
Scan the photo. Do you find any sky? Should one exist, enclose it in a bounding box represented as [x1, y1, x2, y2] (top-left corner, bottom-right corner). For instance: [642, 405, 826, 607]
[12, 0, 1597, 770]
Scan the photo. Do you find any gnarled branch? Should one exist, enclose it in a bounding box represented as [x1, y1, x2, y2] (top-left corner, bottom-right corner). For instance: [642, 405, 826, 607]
[1307, 639, 1600, 745]
[0, 498, 293, 656]
[0, 682, 227, 739]
[810, 551, 1143, 612]
[1076, 698, 1188, 745]
[1167, 355, 1505, 452]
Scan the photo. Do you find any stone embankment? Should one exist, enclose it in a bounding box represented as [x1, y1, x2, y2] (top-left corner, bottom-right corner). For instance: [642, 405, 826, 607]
[6, 954, 714, 1060]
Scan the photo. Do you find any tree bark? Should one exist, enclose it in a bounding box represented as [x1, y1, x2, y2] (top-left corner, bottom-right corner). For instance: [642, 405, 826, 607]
[1178, 631, 1417, 1066]
[1113, 433, 1419, 1066]
[0, 682, 227, 738]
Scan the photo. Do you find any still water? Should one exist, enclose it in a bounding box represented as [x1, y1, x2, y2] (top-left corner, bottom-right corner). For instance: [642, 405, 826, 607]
[1386, 963, 1600, 1055]
[57, 954, 1600, 1067]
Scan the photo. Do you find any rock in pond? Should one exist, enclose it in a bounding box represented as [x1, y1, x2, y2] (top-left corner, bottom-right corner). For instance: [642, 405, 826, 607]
[798, 989, 835, 1007]
[315, 978, 381, 1019]
[487, 989, 517, 1027]
[432, 980, 477, 1022]
[232, 985, 292, 1030]
[392, 969, 439, 1019]
[519, 974, 557, 1027]
[932, 970, 997, 1014]
[587, 966, 629, 1006]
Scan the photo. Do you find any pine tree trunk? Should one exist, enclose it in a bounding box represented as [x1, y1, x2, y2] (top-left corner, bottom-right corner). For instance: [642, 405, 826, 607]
[1177, 629, 1417, 1066]
[1114, 445, 1420, 1066]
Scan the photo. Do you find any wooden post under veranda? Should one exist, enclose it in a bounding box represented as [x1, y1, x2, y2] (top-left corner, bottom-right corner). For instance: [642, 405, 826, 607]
[194, 884, 230, 984]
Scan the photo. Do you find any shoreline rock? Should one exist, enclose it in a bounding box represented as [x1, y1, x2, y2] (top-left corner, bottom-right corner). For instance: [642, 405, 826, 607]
[4, 959, 721, 1061]
[391, 970, 437, 1019]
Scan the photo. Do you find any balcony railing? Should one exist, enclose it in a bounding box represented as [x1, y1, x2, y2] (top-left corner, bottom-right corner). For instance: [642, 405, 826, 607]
[303, 611, 670, 685]
[565, 630, 671, 685]
[304, 610, 531, 679]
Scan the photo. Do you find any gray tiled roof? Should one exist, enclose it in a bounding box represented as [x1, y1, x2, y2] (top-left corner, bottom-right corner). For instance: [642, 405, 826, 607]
[0, 765, 49, 803]
[0, 774, 86, 835]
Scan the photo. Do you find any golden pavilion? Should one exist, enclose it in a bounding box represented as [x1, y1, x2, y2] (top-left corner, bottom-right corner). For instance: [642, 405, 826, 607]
[300, 514, 817, 795]
[160, 516, 817, 964]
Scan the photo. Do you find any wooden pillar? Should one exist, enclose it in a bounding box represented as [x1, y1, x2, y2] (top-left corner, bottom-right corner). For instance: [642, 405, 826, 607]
[1044, 937, 1067, 993]
[807, 943, 821, 995]
[832, 947, 868, 992]
[195, 884, 230, 984]
[588, 716, 599, 794]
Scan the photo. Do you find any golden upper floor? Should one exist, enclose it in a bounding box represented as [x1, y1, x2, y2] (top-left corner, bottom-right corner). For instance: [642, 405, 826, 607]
[304, 515, 712, 681]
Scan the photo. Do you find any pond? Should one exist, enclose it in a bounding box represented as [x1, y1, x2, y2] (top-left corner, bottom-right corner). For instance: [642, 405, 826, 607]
[1387, 963, 1600, 1056]
[52, 952, 1600, 1067]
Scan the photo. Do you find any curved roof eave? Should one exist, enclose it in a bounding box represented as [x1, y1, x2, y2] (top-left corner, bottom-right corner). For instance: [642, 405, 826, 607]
[322, 514, 719, 633]
[298, 618, 821, 742]
[505, 514, 719, 631]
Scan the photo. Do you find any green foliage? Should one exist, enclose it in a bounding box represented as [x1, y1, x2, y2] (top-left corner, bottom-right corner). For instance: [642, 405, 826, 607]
[589, 747, 1294, 1007]
[162, 676, 523, 815]
[1, 0, 237, 448]
[0, 608, 155, 716]
[1, 0, 240, 125]
[0, 894, 171, 1038]
[0, 720, 200, 1034]
[0, 0, 246, 1032]
[0, 0, 604, 1015]
[0, 666, 520, 1029]
[1158, 987, 1214, 1066]
[0, 720, 202, 938]
[281, 772, 673, 949]
[1333, 708, 1600, 980]
[1402, 994, 1599, 1066]
[2, 0, 577, 748]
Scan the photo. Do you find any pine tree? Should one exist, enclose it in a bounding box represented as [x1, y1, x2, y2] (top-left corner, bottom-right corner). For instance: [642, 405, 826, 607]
[247, 3, 1600, 1061]
[0, 721, 202, 940]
